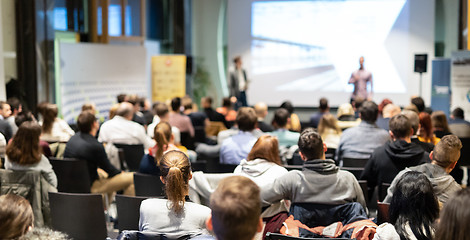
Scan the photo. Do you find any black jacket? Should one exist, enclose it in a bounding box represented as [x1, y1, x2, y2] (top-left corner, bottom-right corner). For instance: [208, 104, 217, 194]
[360, 140, 430, 197]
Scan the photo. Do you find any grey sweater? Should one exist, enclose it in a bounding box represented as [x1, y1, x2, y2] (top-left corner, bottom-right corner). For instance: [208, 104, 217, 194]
[261, 159, 366, 209]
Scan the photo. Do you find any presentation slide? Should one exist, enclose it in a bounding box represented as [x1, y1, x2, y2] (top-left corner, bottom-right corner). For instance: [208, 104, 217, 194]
[227, 0, 434, 107]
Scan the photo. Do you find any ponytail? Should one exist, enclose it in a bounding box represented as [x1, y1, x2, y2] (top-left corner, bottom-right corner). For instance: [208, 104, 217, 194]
[160, 150, 191, 214]
[153, 122, 172, 166]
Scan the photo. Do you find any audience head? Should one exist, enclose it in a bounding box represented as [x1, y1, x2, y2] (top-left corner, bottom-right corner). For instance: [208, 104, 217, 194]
[404, 104, 419, 114]
[401, 110, 420, 136]
[359, 101, 379, 123]
[247, 135, 281, 165]
[389, 114, 412, 140]
[81, 103, 96, 114]
[115, 102, 134, 120]
[182, 96, 193, 111]
[451, 107, 464, 120]
[272, 108, 290, 129]
[36, 101, 49, 119]
[77, 111, 97, 134]
[7, 97, 22, 115]
[155, 102, 169, 120]
[0, 101, 12, 119]
[208, 176, 262, 240]
[0, 194, 34, 239]
[378, 98, 392, 116]
[236, 107, 257, 132]
[159, 150, 191, 214]
[319, 98, 329, 112]
[337, 103, 355, 118]
[108, 103, 120, 119]
[411, 96, 425, 112]
[318, 113, 341, 135]
[201, 97, 213, 109]
[435, 188, 470, 240]
[22, 227, 70, 240]
[382, 104, 401, 118]
[431, 111, 450, 133]
[280, 101, 294, 114]
[254, 102, 268, 119]
[15, 111, 35, 127]
[298, 128, 325, 160]
[154, 122, 173, 165]
[431, 135, 462, 171]
[353, 97, 365, 110]
[126, 95, 141, 112]
[418, 112, 433, 140]
[41, 103, 58, 134]
[222, 97, 233, 109]
[7, 121, 42, 165]
[171, 97, 182, 112]
[117, 93, 127, 103]
[389, 171, 439, 240]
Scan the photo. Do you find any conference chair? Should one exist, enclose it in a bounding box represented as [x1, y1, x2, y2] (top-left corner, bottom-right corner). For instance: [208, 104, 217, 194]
[379, 183, 391, 202]
[342, 157, 369, 168]
[134, 172, 165, 197]
[340, 167, 363, 180]
[115, 195, 149, 232]
[191, 161, 207, 172]
[284, 165, 303, 171]
[357, 180, 368, 205]
[377, 202, 390, 225]
[265, 233, 350, 240]
[49, 192, 107, 240]
[114, 144, 145, 171]
[325, 148, 336, 160]
[205, 157, 238, 173]
[49, 157, 91, 193]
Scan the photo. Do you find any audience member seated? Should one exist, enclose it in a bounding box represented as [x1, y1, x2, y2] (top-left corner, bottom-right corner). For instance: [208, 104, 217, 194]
[336, 101, 389, 164]
[183, 96, 209, 143]
[117, 93, 128, 103]
[22, 227, 70, 240]
[220, 107, 260, 165]
[140, 122, 181, 176]
[5, 122, 57, 187]
[411, 96, 426, 113]
[139, 150, 211, 238]
[352, 97, 365, 119]
[0, 100, 13, 141]
[373, 171, 438, 240]
[147, 103, 181, 145]
[141, 98, 154, 127]
[64, 111, 134, 196]
[270, 108, 300, 148]
[336, 103, 360, 130]
[449, 107, 470, 138]
[234, 135, 288, 187]
[98, 102, 153, 149]
[38, 103, 74, 142]
[432, 111, 452, 138]
[254, 102, 273, 132]
[14, 111, 52, 158]
[418, 112, 440, 145]
[361, 114, 430, 198]
[261, 128, 366, 208]
[317, 113, 342, 149]
[280, 101, 301, 132]
[7, 97, 21, 135]
[435, 188, 470, 240]
[0, 194, 34, 239]
[309, 97, 329, 128]
[402, 110, 434, 153]
[216, 97, 237, 125]
[377, 98, 392, 118]
[127, 95, 147, 126]
[376, 103, 401, 131]
[195, 176, 263, 240]
[384, 135, 462, 204]
[169, 97, 195, 138]
[202, 96, 228, 135]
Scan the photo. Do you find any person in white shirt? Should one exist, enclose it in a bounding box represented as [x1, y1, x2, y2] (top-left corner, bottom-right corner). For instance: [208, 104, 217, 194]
[99, 102, 153, 149]
[39, 103, 74, 142]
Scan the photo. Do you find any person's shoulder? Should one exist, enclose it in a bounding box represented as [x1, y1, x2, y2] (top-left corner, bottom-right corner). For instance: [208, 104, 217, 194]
[141, 198, 166, 208]
[186, 201, 211, 212]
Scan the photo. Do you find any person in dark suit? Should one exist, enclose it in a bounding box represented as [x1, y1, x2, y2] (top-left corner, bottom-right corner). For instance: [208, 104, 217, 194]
[0, 101, 12, 142]
[229, 56, 249, 109]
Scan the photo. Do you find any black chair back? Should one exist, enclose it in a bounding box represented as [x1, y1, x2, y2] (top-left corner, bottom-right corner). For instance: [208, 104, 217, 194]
[180, 132, 195, 150]
[205, 157, 238, 173]
[191, 161, 207, 172]
[266, 232, 350, 240]
[116, 195, 148, 232]
[49, 157, 91, 193]
[325, 148, 336, 160]
[357, 180, 368, 205]
[377, 202, 390, 225]
[340, 167, 364, 180]
[458, 137, 470, 166]
[114, 144, 145, 171]
[134, 173, 165, 197]
[49, 192, 107, 240]
[342, 157, 369, 168]
[379, 183, 391, 202]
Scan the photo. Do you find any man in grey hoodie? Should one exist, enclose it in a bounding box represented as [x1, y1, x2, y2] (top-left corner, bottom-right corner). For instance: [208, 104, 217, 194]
[383, 135, 462, 204]
[261, 128, 366, 209]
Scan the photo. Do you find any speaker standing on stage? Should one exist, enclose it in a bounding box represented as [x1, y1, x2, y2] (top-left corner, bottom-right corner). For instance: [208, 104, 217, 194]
[349, 56, 373, 101]
[229, 56, 249, 108]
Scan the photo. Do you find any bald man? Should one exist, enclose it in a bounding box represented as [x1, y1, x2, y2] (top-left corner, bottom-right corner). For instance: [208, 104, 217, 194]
[254, 102, 273, 132]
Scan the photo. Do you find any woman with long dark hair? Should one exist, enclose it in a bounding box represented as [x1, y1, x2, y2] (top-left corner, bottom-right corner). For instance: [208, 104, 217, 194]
[5, 122, 57, 187]
[139, 150, 210, 237]
[373, 171, 439, 240]
[435, 188, 470, 240]
[39, 103, 74, 142]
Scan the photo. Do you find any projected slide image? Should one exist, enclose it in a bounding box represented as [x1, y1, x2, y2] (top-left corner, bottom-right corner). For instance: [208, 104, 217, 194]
[250, 0, 408, 95]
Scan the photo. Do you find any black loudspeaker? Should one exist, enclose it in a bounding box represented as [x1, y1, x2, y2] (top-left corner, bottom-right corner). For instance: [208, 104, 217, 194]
[414, 54, 428, 73]
[186, 56, 193, 74]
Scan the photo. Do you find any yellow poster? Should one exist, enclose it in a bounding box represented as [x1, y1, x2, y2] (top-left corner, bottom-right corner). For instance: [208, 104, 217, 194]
[151, 55, 187, 102]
